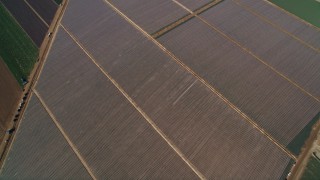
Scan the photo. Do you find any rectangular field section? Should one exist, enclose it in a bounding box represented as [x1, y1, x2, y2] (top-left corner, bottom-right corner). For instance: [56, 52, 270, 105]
[1, 0, 48, 46]
[26, 0, 58, 24]
[270, 0, 320, 28]
[158, 18, 320, 147]
[109, 0, 188, 33]
[201, 0, 320, 98]
[236, 0, 320, 49]
[0, 59, 21, 142]
[61, 0, 293, 178]
[35, 27, 198, 179]
[0, 3, 38, 85]
[0, 95, 91, 179]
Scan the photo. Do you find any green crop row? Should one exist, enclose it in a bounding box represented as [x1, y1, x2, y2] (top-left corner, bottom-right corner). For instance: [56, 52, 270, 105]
[0, 3, 38, 86]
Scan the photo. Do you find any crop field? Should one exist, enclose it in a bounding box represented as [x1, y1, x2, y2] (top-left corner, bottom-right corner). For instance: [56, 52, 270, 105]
[176, 0, 212, 11]
[236, 0, 320, 49]
[1, 0, 319, 179]
[59, 1, 292, 178]
[109, 0, 188, 33]
[0, 59, 21, 142]
[0, 3, 38, 85]
[200, 0, 320, 98]
[35, 28, 199, 179]
[301, 156, 320, 179]
[0, 95, 92, 179]
[1, 0, 48, 46]
[26, 0, 58, 25]
[270, 0, 320, 28]
[158, 18, 320, 146]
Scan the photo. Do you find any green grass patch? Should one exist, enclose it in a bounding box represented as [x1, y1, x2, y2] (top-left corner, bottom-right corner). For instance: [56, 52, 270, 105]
[54, 0, 63, 5]
[287, 112, 320, 156]
[301, 156, 320, 180]
[0, 3, 38, 86]
[270, 0, 320, 28]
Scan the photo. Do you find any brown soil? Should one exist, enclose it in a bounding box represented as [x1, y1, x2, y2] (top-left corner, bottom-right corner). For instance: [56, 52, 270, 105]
[0, 59, 22, 142]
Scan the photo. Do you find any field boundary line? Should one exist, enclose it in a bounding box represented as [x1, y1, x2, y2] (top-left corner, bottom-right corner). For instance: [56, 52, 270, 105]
[151, 0, 223, 39]
[23, 0, 49, 27]
[102, 0, 296, 160]
[172, 1, 319, 102]
[233, 0, 319, 53]
[33, 90, 97, 180]
[263, 0, 320, 31]
[61, 24, 206, 180]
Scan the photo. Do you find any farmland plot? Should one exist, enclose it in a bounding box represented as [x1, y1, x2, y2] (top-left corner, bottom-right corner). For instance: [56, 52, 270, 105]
[26, 0, 58, 25]
[1, 0, 48, 46]
[35, 28, 198, 179]
[0, 3, 38, 85]
[270, 0, 320, 28]
[0, 95, 91, 179]
[0, 59, 21, 142]
[60, 0, 293, 178]
[236, 0, 320, 49]
[108, 0, 188, 33]
[175, 0, 212, 11]
[158, 18, 320, 146]
[200, 0, 320, 97]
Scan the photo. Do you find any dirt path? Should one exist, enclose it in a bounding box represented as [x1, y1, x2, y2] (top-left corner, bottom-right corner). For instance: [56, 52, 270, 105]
[289, 118, 320, 180]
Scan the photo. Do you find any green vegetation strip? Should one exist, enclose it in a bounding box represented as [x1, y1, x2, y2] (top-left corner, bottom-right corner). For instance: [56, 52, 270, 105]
[301, 156, 320, 180]
[287, 112, 320, 155]
[54, 0, 63, 5]
[0, 3, 38, 85]
[270, 0, 320, 28]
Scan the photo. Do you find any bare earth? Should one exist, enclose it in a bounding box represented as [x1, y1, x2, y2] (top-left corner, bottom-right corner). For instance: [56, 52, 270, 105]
[0, 58, 21, 142]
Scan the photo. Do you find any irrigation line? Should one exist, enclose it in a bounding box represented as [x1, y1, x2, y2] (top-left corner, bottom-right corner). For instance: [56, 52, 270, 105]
[34, 91, 97, 180]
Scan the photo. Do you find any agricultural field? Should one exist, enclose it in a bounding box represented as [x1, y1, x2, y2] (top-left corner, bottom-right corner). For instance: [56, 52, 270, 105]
[201, 0, 320, 98]
[1, 0, 319, 179]
[1, 0, 49, 47]
[109, 0, 188, 33]
[158, 17, 320, 146]
[26, 0, 58, 25]
[237, 0, 320, 49]
[270, 0, 320, 28]
[0, 3, 38, 85]
[0, 95, 92, 179]
[301, 156, 320, 179]
[34, 28, 200, 179]
[0, 59, 21, 142]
